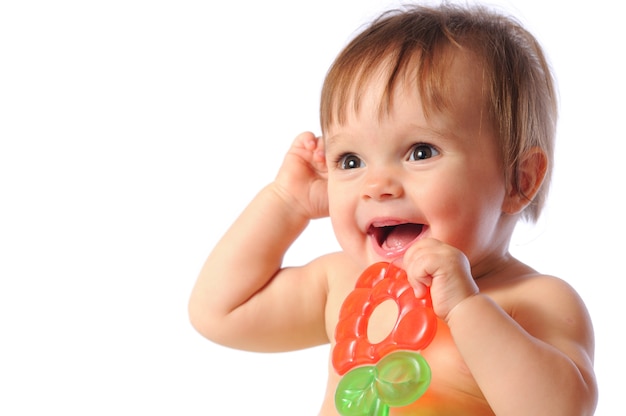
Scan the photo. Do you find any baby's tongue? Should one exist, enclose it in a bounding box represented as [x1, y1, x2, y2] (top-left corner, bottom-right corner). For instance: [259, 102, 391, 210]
[382, 224, 422, 250]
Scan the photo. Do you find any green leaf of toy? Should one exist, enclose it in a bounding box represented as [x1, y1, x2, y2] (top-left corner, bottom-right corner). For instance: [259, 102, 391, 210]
[335, 351, 431, 415]
[375, 351, 431, 407]
[335, 366, 389, 416]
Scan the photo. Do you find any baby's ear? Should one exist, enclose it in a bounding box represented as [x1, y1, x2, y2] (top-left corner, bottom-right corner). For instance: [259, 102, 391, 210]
[502, 147, 548, 215]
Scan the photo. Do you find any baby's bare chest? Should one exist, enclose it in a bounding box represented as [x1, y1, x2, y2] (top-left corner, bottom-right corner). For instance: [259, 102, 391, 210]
[324, 287, 492, 415]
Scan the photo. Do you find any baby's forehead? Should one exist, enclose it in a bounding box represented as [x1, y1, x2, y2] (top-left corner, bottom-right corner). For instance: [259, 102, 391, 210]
[321, 47, 491, 135]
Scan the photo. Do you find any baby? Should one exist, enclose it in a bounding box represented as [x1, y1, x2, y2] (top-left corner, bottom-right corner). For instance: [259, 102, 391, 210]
[189, 4, 598, 415]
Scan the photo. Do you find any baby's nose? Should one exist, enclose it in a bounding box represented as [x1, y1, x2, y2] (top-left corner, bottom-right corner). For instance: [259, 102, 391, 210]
[362, 170, 404, 200]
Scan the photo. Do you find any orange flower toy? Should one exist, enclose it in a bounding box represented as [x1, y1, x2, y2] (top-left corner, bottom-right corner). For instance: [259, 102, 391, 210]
[332, 262, 437, 415]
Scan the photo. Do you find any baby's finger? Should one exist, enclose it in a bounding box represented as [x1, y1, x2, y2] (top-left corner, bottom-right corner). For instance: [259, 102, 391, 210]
[411, 280, 430, 299]
[313, 136, 326, 166]
[294, 131, 317, 150]
[313, 136, 325, 160]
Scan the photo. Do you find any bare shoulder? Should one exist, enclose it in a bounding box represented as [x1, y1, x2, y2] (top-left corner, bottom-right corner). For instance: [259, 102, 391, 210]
[484, 266, 595, 366]
[488, 272, 592, 327]
[309, 252, 363, 306]
[487, 270, 591, 328]
[293, 251, 361, 309]
[313, 251, 362, 280]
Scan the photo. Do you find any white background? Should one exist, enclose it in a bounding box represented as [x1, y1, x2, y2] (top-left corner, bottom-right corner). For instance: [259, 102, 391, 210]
[1, 0, 623, 414]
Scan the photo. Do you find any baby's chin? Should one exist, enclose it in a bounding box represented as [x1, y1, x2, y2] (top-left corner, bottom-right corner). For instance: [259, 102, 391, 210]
[345, 251, 377, 270]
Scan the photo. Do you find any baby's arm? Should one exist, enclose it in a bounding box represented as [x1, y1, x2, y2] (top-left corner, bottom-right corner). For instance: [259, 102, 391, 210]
[447, 279, 597, 416]
[188, 132, 330, 352]
[405, 238, 597, 415]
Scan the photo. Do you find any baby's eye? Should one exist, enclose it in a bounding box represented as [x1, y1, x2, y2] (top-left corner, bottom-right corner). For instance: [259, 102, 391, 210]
[338, 154, 365, 169]
[409, 144, 440, 161]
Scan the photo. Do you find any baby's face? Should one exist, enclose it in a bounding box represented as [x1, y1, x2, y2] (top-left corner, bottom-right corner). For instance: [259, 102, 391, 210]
[324, 50, 511, 269]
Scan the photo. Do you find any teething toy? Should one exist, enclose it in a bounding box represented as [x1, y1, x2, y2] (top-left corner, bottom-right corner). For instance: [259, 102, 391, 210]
[332, 262, 437, 415]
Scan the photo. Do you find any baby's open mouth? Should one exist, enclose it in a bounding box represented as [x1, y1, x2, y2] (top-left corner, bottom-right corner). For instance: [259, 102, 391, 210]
[368, 223, 424, 251]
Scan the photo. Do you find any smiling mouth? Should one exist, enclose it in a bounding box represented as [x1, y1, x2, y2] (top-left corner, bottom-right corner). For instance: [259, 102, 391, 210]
[368, 223, 424, 251]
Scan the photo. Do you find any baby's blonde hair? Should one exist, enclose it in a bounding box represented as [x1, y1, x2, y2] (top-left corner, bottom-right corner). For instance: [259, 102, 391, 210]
[320, 4, 557, 223]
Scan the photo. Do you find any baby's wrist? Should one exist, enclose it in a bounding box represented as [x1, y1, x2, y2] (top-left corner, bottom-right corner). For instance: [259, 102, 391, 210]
[264, 183, 312, 226]
[444, 292, 484, 325]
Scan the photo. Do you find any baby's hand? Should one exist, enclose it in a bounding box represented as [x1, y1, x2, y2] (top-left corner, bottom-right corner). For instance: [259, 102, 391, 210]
[273, 132, 328, 220]
[403, 238, 479, 322]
